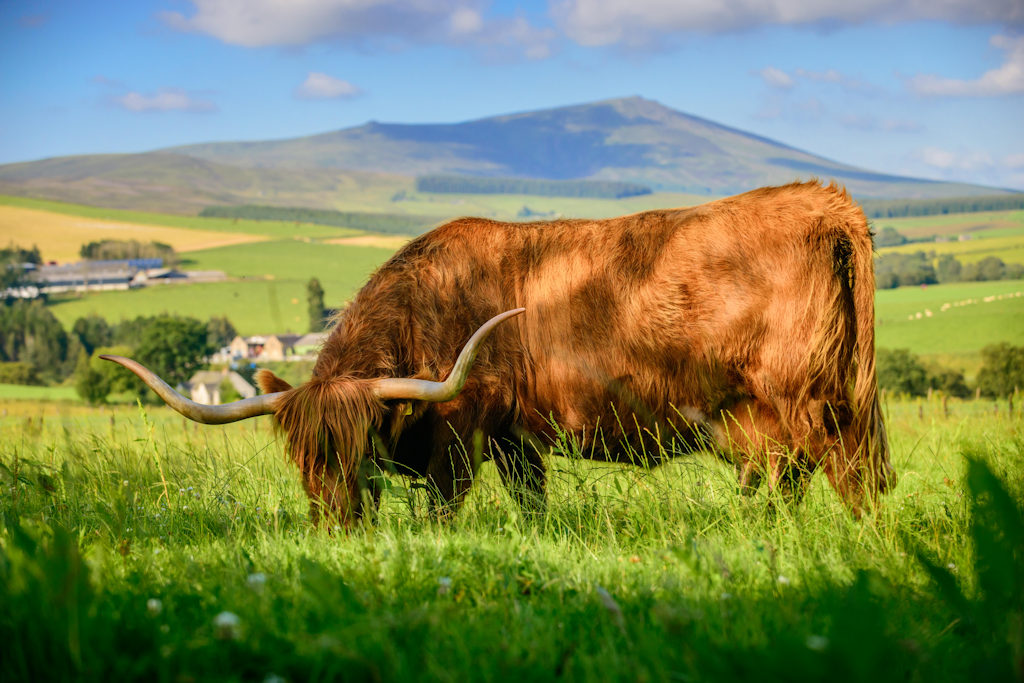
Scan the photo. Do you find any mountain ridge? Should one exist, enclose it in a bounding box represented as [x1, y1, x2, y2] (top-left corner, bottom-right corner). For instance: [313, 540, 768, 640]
[0, 97, 1016, 213]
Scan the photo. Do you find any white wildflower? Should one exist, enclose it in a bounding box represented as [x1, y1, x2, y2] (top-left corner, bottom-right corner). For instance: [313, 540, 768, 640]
[147, 598, 162, 616]
[777, 575, 791, 585]
[806, 634, 829, 651]
[247, 572, 267, 592]
[214, 611, 241, 640]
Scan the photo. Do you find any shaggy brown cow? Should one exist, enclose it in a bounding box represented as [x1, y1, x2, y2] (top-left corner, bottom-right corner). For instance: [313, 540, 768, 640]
[104, 181, 894, 524]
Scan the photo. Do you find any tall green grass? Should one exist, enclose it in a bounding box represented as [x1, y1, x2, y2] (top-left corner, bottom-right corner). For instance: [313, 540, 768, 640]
[1, 397, 1021, 681]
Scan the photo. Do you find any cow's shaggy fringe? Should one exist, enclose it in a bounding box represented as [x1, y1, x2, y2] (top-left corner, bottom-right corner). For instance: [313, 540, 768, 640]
[258, 371, 384, 523]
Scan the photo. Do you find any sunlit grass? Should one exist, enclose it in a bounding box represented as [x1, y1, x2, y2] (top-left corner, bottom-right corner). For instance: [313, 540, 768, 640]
[1, 396, 1020, 680]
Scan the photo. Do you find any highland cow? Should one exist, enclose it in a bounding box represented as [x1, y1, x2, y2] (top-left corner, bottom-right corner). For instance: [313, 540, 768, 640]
[105, 181, 893, 525]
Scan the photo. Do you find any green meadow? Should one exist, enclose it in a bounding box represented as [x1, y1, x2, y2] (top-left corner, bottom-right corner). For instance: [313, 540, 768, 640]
[1, 397, 1021, 681]
[48, 241, 394, 335]
[875, 280, 1024, 375]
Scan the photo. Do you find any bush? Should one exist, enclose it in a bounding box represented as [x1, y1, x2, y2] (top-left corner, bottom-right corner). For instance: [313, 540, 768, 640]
[874, 252, 937, 289]
[936, 254, 962, 283]
[929, 368, 970, 398]
[74, 345, 140, 404]
[976, 343, 1024, 398]
[877, 348, 931, 396]
[875, 226, 908, 247]
[963, 256, 1007, 282]
[0, 361, 42, 386]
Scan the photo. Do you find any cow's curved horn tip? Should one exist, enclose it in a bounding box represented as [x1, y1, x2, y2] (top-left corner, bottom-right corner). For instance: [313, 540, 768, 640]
[98, 354, 116, 361]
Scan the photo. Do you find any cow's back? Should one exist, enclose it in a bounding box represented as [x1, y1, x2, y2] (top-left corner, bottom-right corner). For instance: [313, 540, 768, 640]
[509, 182, 862, 439]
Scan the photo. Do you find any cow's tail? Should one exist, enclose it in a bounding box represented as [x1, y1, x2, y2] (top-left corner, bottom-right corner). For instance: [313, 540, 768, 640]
[848, 204, 893, 494]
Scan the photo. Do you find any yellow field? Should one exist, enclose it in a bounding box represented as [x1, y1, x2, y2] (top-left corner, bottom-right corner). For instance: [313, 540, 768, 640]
[0, 205, 268, 263]
[878, 233, 1024, 265]
[325, 235, 411, 250]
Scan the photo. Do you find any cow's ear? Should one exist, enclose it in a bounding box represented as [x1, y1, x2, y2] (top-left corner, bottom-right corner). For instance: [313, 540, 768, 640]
[256, 369, 293, 394]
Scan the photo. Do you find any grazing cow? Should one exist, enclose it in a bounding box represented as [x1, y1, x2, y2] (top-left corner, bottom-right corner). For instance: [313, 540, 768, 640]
[105, 181, 893, 525]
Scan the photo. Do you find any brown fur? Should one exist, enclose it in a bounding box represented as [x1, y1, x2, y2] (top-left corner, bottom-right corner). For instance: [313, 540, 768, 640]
[260, 181, 893, 525]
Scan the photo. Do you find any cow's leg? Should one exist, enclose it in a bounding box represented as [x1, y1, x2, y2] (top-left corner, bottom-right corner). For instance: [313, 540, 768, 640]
[424, 437, 480, 520]
[734, 459, 763, 496]
[769, 455, 815, 507]
[492, 432, 547, 514]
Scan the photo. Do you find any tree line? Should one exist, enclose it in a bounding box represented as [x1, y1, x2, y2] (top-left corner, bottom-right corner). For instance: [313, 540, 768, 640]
[859, 194, 1024, 219]
[878, 344, 1023, 399]
[415, 175, 653, 199]
[79, 239, 178, 265]
[874, 252, 1023, 289]
[199, 205, 438, 236]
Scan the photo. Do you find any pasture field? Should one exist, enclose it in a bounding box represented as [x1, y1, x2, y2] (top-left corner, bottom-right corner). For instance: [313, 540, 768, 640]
[874, 280, 1024, 374]
[876, 209, 1024, 266]
[0, 204, 270, 264]
[0, 195, 358, 244]
[47, 241, 394, 335]
[0, 384, 78, 402]
[389, 190, 710, 220]
[877, 209, 1024, 240]
[0, 397, 1021, 681]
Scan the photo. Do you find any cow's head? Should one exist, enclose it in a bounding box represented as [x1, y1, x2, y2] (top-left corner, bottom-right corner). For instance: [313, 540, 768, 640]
[102, 308, 525, 524]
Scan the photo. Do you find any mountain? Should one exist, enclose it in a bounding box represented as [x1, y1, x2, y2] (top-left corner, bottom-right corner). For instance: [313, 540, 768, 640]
[0, 97, 1014, 213]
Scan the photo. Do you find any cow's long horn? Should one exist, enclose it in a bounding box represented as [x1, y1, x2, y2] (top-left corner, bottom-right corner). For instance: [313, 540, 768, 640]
[372, 307, 525, 402]
[99, 355, 283, 424]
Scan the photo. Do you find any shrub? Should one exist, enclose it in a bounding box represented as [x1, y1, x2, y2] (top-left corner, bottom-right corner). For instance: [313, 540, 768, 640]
[0, 361, 42, 386]
[976, 343, 1024, 398]
[876, 348, 930, 396]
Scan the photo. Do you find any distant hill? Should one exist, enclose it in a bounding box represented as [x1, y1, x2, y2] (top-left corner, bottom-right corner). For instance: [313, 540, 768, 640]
[0, 97, 1016, 213]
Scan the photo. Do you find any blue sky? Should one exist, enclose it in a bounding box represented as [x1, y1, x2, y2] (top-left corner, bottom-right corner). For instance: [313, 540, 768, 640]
[2, 0, 1022, 190]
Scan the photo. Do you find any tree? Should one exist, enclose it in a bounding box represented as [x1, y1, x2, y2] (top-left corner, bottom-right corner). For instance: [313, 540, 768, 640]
[0, 361, 41, 385]
[874, 252, 937, 289]
[134, 315, 213, 388]
[976, 256, 1006, 282]
[876, 348, 930, 396]
[206, 315, 237, 349]
[976, 343, 1024, 398]
[74, 344, 139, 404]
[936, 254, 962, 283]
[71, 314, 112, 356]
[307, 278, 326, 332]
[930, 368, 970, 398]
[0, 300, 69, 383]
[875, 226, 908, 247]
[1, 244, 41, 292]
[74, 350, 109, 404]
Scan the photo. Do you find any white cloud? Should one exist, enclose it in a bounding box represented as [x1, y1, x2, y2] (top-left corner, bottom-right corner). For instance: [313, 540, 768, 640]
[908, 34, 1024, 97]
[757, 66, 794, 89]
[908, 145, 1024, 189]
[112, 88, 216, 113]
[839, 114, 923, 133]
[162, 0, 554, 59]
[551, 0, 1023, 47]
[295, 72, 362, 100]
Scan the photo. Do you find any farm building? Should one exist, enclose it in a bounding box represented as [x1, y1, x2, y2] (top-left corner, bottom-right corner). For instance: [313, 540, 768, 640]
[186, 369, 256, 405]
[227, 332, 325, 361]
